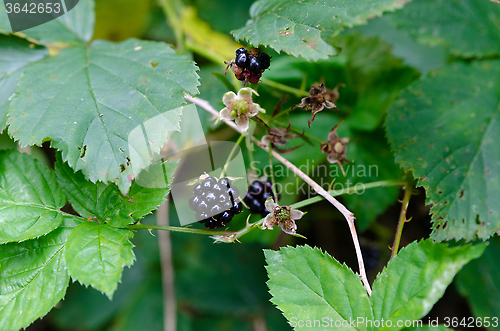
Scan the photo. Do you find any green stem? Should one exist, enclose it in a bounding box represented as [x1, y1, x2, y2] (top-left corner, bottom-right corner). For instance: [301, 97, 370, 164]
[288, 125, 323, 144]
[128, 223, 233, 236]
[300, 71, 308, 93]
[271, 107, 294, 120]
[220, 133, 245, 178]
[159, 0, 185, 53]
[260, 78, 310, 97]
[292, 179, 406, 209]
[390, 181, 413, 259]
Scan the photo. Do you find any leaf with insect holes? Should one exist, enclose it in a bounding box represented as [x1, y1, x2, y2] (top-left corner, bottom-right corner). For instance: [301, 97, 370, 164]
[232, 0, 412, 61]
[0, 35, 47, 132]
[0, 217, 80, 330]
[0, 150, 66, 244]
[64, 222, 135, 298]
[7, 38, 199, 195]
[0, 0, 95, 45]
[386, 60, 500, 241]
[387, 0, 500, 58]
[370, 240, 485, 328]
[55, 153, 178, 227]
[265, 245, 374, 331]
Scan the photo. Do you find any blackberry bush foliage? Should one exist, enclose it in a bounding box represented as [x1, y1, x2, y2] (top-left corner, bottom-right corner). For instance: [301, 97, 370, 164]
[0, 0, 499, 330]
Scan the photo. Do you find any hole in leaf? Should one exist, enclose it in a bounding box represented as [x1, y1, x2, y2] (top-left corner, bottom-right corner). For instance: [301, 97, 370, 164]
[120, 164, 126, 173]
[79, 145, 87, 158]
[459, 188, 465, 198]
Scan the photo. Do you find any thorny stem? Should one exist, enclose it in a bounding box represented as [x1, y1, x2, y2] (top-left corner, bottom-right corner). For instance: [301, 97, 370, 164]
[292, 180, 406, 209]
[184, 94, 373, 296]
[258, 141, 372, 295]
[391, 181, 413, 259]
[220, 133, 245, 178]
[129, 180, 405, 238]
[128, 223, 234, 235]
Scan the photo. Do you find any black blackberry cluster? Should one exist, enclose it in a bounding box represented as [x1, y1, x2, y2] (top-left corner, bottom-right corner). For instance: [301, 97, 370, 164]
[243, 180, 280, 217]
[189, 176, 242, 229]
[231, 48, 271, 84]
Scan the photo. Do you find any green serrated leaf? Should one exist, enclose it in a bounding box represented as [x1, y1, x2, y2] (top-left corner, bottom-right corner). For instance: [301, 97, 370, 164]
[388, 0, 500, 58]
[8, 38, 199, 194]
[0, 0, 95, 45]
[386, 60, 500, 241]
[338, 33, 420, 131]
[65, 222, 135, 298]
[265, 245, 373, 331]
[0, 217, 79, 330]
[370, 239, 486, 330]
[455, 236, 500, 330]
[232, 0, 411, 61]
[354, 15, 447, 75]
[0, 149, 66, 244]
[0, 35, 47, 132]
[55, 153, 176, 227]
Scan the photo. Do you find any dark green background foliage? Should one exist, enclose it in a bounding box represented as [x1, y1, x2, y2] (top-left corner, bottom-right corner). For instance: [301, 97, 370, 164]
[0, 0, 499, 330]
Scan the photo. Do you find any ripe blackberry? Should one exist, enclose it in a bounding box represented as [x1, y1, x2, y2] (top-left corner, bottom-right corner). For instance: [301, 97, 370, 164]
[257, 53, 271, 70]
[218, 210, 234, 225]
[243, 179, 280, 217]
[227, 48, 271, 85]
[189, 175, 243, 228]
[235, 48, 249, 68]
[246, 197, 264, 214]
[248, 180, 264, 196]
[235, 48, 247, 56]
[232, 200, 243, 214]
[248, 56, 261, 73]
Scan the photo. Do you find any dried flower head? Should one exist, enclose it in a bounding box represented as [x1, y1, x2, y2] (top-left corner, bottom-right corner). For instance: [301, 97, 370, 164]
[260, 125, 304, 153]
[293, 83, 343, 127]
[321, 120, 350, 175]
[219, 88, 265, 132]
[261, 199, 304, 235]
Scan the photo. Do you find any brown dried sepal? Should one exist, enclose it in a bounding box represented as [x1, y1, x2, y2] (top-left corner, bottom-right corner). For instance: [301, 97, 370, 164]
[261, 125, 304, 153]
[292, 83, 341, 127]
[321, 120, 351, 175]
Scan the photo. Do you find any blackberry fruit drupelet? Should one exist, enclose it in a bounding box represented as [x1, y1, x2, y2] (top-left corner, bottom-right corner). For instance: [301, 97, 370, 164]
[235, 48, 249, 68]
[189, 176, 243, 229]
[243, 179, 280, 217]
